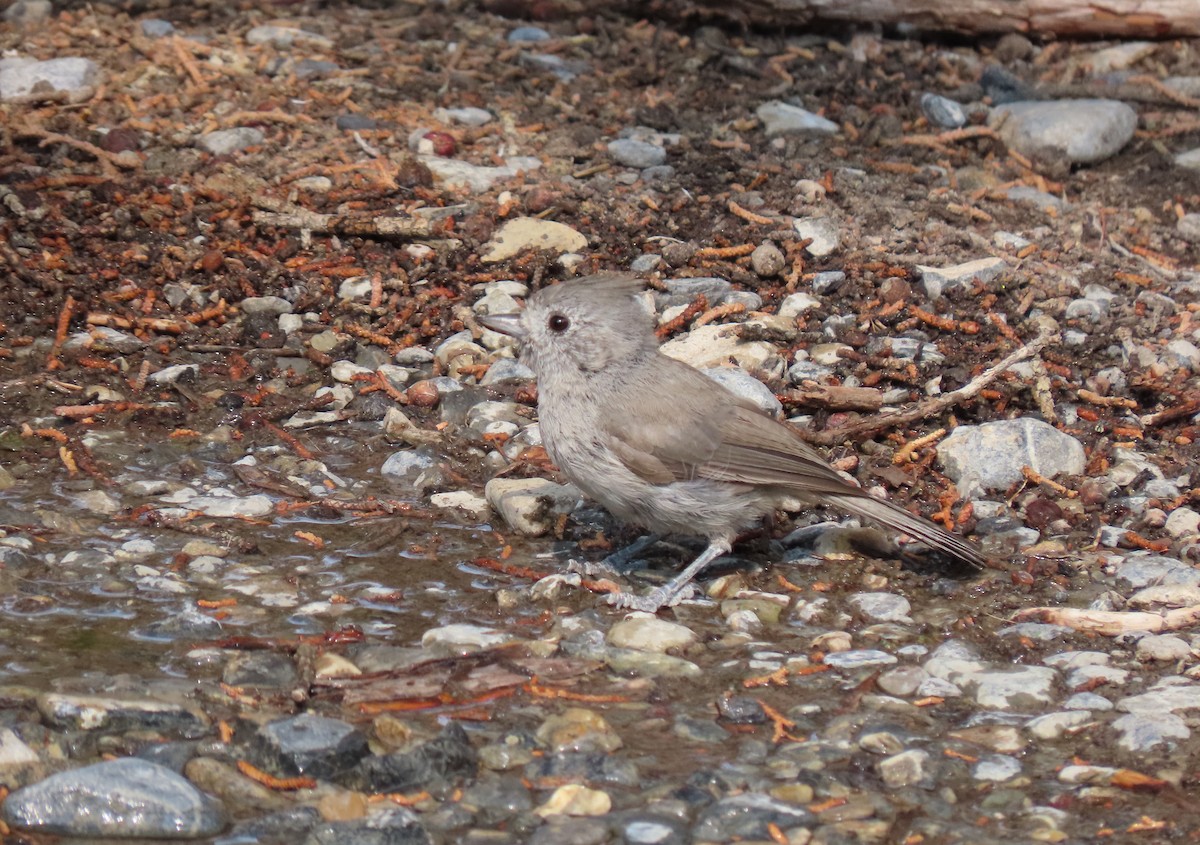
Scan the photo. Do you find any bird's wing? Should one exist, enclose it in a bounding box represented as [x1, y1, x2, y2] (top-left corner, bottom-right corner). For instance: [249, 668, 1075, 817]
[599, 357, 849, 494]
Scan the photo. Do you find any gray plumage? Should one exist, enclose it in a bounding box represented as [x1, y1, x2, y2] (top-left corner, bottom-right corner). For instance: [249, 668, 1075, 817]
[481, 273, 987, 612]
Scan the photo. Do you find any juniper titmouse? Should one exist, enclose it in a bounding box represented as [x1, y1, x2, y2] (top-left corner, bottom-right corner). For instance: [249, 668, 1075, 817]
[481, 274, 987, 613]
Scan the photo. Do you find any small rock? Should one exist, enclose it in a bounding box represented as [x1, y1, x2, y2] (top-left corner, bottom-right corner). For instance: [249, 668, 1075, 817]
[481, 217, 588, 263]
[422, 623, 513, 652]
[3, 0, 51, 25]
[606, 615, 697, 652]
[139, 18, 175, 37]
[38, 692, 207, 735]
[848, 592, 912, 622]
[920, 93, 966, 129]
[693, 793, 811, 842]
[608, 138, 666, 169]
[1006, 185, 1066, 213]
[974, 755, 1021, 782]
[757, 101, 839, 137]
[423, 155, 542, 193]
[508, 26, 551, 42]
[777, 292, 821, 319]
[198, 127, 264, 155]
[937, 419, 1085, 498]
[792, 217, 840, 256]
[1025, 710, 1093, 739]
[485, 477, 579, 537]
[660, 325, 780, 374]
[822, 650, 898, 669]
[750, 241, 786, 277]
[878, 749, 930, 789]
[0, 56, 101, 103]
[433, 106, 493, 126]
[430, 491, 490, 520]
[535, 784, 612, 817]
[252, 713, 369, 780]
[241, 295, 293, 315]
[2, 758, 225, 838]
[916, 257, 1007, 299]
[989, 99, 1136, 166]
[245, 24, 332, 48]
[304, 806, 431, 845]
[1136, 634, 1192, 662]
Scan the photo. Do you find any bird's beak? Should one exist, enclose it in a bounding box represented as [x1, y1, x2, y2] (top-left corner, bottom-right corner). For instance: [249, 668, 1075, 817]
[479, 313, 526, 342]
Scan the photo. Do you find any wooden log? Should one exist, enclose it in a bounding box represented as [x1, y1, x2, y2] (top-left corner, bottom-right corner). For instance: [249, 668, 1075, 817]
[675, 0, 1200, 39]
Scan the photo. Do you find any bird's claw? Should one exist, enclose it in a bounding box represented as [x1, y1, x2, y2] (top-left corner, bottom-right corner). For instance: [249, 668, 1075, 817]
[604, 583, 694, 613]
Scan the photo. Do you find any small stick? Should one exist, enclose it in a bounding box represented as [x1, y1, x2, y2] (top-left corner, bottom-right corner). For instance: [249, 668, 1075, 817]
[807, 328, 1057, 446]
[1022, 466, 1077, 498]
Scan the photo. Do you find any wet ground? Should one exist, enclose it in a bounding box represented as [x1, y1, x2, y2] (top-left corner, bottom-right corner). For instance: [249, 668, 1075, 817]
[1, 1, 1200, 843]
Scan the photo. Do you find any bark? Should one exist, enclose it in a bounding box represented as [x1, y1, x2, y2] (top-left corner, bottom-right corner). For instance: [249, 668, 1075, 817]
[676, 0, 1200, 39]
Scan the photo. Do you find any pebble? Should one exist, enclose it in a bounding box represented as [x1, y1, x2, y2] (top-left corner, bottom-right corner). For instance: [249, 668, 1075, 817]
[916, 257, 1007, 299]
[433, 106, 493, 126]
[485, 478, 579, 536]
[430, 490, 490, 520]
[1006, 185, 1066, 213]
[750, 241, 786, 277]
[693, 793, 811, 841]
[481, 217, 588, 263]
[139, 18, 176, 37]
[937, 419, 1085, 497]
[245, 24, 333, 48]
[822, 650, 898, 669]
[757, 101, 839, 137]
[974, 755, 1022, 782]
[0, 56, 101, 103]
[920, 93, 966, 128]
[660, 325, 781, 374]
[1176, 148, 1200, 171]
[1135, 634, 1192, 662]
[534, 783, 612, 818]
[848, 592, 912, 622]
[2, 758, 226, 838]
[1165, 507, 1200, 538]
[188, 493, 274, 518]
[198, 127, 264, 155]
[606, 615, 697, 652]
[251, 713, 368, 779]
[878, 749, 930, 788]
[423, 155, 542, 192]
[3, 0, 50, 25]
[508, 26, 551, 42]
[608, 138, 667, 168]
[989, 99, 1137, 166]
[304, 806, 431, 845]
[1025, 710, 1093, 739]
[792, 216, 840, 256]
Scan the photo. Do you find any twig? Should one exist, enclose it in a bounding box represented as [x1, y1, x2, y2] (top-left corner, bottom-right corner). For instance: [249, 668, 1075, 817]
[252, 208, 432, 239]
[1012, 605, 1200, 636]
[805, 328, 1058, 446]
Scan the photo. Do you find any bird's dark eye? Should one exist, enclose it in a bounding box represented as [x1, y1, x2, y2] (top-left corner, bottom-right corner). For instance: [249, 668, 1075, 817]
[548, 314, 570, 333]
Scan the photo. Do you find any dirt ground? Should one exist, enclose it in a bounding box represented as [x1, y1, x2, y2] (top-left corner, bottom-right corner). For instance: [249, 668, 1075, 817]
[2, 1, 1200, 842]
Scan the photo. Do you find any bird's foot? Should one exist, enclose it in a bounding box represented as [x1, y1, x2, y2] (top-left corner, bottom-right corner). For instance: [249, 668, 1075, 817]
[566, 558, 622, 580]
[604, 583, 694, 613]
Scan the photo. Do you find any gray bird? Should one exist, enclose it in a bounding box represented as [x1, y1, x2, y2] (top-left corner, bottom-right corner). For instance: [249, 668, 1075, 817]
[480, 274, 988, 612]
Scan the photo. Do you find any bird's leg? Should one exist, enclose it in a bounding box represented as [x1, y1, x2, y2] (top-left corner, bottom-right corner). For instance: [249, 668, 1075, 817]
[606, 538, 732, 613]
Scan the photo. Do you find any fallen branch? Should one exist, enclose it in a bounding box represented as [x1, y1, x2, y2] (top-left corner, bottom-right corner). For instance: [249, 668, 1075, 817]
[252, 207, 432, 239]
[780, 384, 884, 413]
[1012, 605, 1200, 636]
[805, 328, 1058, 446]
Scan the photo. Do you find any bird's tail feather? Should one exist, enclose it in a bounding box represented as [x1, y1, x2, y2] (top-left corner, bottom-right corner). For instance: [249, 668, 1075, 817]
[827, 493, 989, 570]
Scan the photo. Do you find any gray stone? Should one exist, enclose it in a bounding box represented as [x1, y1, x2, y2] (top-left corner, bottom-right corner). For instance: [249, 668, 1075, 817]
[1006, 186, 1066, 213]
[140, 18, 176, 37]
[777, 292, 821, 319]
[38, 692, 207, 736]
[0, 56, 101, 103]
[198, 127, 264, 155]
[974, 755, 1021, 782]
[937, 419, 1085, 497]
[1025, 710, 1093, 739]
[693, 793, 811, 841]
[1136, 634, 1192, 661]
[2, 758, 225, 838]
[508, 26, 551, 43]
[245, 24, 332, 48]
[485, 477, 579, 537]
[433, 106, 493, 126]
[822, 649, 898, 669]
[606, 616, 697, 652]
[252, 713, 369, 780]
[792, 216, 840, 256]
[1111, 712, 1190, 752]
[662, 276, 733, 304]
[304, 806, 431, 845]
[920, 93, 966, 129]
[422, 155, 542, 193]
[349, 722, 477, 794]
[878, 749, 930, 789]
[990, 99, 1136, 165]
[917, 257, 1007, 299]
[608, 138, 667, 169]
[750, 241, 786, 277]
[848, 592, 912, 622]
[1176, 148, 1200, 171]
[3, 0, 51, 25]
[241, 295, 293, 315]
[756, 101, 839, 137]
[970, 666, 1058, 709]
